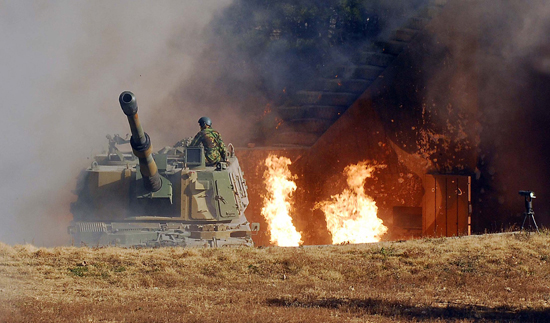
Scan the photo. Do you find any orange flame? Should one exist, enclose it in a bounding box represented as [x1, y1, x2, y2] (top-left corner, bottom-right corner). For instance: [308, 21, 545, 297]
[262, 103, 272, 116]
[275, 117, 284, 130]
[261, 155, 302, 246]
[315, 161, 387, 244]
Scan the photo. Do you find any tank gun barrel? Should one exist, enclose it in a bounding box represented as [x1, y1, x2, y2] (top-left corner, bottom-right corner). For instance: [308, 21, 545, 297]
[119, 91, 162, 192]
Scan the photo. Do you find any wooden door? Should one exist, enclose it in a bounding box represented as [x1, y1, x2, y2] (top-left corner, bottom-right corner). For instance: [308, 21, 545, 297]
[423, 174, 471, 237]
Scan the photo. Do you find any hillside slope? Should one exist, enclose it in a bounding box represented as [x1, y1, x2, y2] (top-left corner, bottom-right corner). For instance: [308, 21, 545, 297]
[1, 233, 549, 322]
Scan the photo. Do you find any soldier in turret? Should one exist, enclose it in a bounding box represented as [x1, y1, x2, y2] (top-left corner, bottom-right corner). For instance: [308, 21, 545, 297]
[190, 116, 227, 166]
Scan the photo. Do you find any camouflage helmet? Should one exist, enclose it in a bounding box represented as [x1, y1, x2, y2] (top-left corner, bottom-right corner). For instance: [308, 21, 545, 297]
[198, 116, 212, 127]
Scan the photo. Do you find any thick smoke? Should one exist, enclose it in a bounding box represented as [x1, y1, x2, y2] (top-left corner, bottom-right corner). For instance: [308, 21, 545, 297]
[154, 0, 432, 146]
[419, 0, 550, 228]
[181, 0, 550, 233]
[0, 1, 231, 246]
[3, 0, 547, 246]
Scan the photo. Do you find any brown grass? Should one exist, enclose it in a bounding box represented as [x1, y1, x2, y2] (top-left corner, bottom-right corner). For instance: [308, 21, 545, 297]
[1, 232, 550, 322]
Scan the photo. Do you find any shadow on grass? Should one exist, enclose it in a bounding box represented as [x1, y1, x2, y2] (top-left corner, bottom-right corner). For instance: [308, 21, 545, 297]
[267, 297, 550, 322]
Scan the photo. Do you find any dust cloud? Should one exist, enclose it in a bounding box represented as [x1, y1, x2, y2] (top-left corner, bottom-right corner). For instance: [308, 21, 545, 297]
[0, 1, 232, 246]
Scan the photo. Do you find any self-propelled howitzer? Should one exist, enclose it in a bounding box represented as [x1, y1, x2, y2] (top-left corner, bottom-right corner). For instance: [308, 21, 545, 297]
[69, 92, 257, 247]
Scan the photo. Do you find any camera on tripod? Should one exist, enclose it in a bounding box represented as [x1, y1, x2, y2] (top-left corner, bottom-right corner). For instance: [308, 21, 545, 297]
[519, 190, 539, 232]
[519, 190, 536, 199]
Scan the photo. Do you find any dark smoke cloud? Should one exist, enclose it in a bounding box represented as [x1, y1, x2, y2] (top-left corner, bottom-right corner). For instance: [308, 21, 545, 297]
[176, 0, 550, 233]
[155, 0, 432, 147]
[0, 1, 231, 246]
[415, 0, 550, 228]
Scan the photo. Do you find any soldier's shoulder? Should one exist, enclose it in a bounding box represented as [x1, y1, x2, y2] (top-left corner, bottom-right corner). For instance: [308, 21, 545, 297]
[203, 128, 218, 136]
[207, 128, 221, 136]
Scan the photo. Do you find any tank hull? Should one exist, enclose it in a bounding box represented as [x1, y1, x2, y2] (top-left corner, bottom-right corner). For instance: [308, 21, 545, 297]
[70, 152, 255, 247]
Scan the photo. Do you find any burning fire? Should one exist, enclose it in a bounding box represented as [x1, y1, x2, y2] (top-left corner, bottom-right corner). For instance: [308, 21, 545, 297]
[261, 155, 302, 246]
[315, 161, 387, 244]
[275, 117, 284, 129]
[262, 103, 272, 116]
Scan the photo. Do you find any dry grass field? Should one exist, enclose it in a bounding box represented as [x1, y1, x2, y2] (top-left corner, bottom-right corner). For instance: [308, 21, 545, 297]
[1, 232, 550, 322]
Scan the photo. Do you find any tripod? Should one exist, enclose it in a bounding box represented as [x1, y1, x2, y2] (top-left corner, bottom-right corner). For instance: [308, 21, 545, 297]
[520, 195, 539, 233]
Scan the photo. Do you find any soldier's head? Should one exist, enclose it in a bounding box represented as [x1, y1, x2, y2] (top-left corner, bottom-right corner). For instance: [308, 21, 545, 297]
[198, 116, 212, 129]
